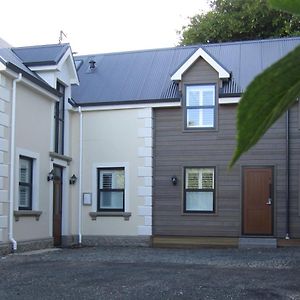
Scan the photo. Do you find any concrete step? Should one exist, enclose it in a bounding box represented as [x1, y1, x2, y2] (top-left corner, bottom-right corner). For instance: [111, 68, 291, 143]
[239, 237, 277, 249]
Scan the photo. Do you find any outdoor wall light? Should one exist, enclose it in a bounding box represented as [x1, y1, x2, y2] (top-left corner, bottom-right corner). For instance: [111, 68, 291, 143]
[69, 174, 77, 185]
[47, 169, 54, 181]
[171, 176, 177, 186]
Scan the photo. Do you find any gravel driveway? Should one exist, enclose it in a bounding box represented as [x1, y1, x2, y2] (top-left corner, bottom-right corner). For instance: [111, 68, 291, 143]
[0, 246, 300, 299]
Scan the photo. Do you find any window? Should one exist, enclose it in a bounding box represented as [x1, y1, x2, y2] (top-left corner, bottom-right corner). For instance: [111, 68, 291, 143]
[184, 167, 215, 213]
[19, 156, 33, 210]
[185, 85, 216, 128]
[97, 168, 125, 211]
[54, 81, 65, 155]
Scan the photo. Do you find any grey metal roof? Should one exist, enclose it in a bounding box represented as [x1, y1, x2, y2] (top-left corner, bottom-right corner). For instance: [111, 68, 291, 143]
[0, 46, 59, 96]
[72, 37, 300, 105]
[12, 44, 69, 67]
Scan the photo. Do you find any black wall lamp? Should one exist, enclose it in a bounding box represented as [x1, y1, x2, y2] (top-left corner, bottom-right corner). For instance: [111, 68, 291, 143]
[69, 174, 77, 185]
[47, 169, 54, 181]
[171, 176, 177, 186]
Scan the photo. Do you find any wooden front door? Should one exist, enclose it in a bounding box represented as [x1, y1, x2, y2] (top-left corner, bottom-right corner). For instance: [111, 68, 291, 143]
[53, 165, 63, 246]
[243, 167, 273, 235]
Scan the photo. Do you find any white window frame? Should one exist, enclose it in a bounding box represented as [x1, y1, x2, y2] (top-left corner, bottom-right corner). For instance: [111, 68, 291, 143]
[16, 148, 40, 211]
[92, 162, 129, 212]
[185, 84, 216, 129]
[97, 168, 125, 211]
[184, 167, 216, 213]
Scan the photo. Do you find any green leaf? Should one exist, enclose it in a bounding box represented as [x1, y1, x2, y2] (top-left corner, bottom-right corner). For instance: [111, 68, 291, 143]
[268, 0, 300, 15]
[230, 45, 300, 168]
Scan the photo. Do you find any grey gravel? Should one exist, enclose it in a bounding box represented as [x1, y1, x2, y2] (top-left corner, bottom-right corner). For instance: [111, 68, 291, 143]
[0, 246, 300, 299]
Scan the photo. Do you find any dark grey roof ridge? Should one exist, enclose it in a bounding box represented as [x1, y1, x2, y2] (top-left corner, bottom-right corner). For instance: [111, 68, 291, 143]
[202, 36, 300, 48]
[75, 44, 199, 59]
[75, 36, 300, 59]
[11, 43, 69, 50]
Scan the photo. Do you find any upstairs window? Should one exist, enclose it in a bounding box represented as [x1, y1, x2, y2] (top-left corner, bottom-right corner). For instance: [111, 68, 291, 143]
[54, 81, 65, 155]
[19, 156, 33, 210]
[184, 167, 215, 213]
[97, 168, 125, 211]
[185, 85, 216, 129]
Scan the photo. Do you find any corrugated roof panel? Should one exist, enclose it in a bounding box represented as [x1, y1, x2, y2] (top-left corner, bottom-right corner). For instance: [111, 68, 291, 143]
[205, 43, 241, 86]
[12, 44, 69, 66]
[71, 37, 300, 105]
[239, 42, 262, 90]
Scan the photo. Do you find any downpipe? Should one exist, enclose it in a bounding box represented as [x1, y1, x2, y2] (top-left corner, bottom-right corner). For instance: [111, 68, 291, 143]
[9, 73, 22, 252]
[78, 106, 83, 245]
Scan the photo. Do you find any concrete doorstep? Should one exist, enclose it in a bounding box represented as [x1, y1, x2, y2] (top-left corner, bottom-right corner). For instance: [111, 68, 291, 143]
[239, 238, 277, 249]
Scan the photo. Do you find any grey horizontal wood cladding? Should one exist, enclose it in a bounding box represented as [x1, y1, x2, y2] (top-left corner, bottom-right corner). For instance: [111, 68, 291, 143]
[153, 104, 300, 238]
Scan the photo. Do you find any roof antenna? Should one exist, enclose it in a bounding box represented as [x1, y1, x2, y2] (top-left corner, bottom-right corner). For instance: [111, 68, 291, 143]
[59, 30, 67, 44]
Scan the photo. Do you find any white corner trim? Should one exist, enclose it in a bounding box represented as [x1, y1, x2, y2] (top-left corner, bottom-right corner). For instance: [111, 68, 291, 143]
[219, 97, 240, 104]
[171, 48, 230, 81]
[137, 108, 153, 236]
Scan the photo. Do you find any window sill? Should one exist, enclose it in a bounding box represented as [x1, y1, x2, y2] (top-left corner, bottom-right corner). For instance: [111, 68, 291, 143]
[14, 210, 42, 221]
[89, 212, 131, 221]
[49, 152, 72, 164]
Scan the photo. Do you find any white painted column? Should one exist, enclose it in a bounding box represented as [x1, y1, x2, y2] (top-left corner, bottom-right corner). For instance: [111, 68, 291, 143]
[0, 74, 10, 242]
[137, 108, 153, 236]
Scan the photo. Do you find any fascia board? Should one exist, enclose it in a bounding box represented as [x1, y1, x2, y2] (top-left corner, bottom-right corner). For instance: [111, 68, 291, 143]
[78, 101, 181, 112]
[57, 48, 79, 85]
[171, 48, 230, 81]
[0, 61, 6, 71]
[219, 97, 240, 104]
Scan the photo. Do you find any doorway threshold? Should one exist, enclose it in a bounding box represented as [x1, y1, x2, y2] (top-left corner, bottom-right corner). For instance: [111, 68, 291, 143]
[239, 237, 277, 249]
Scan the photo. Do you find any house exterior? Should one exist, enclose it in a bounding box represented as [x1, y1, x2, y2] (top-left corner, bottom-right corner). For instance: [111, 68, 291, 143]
[0, 43, 79, 254]
[1, 37, 300, 254]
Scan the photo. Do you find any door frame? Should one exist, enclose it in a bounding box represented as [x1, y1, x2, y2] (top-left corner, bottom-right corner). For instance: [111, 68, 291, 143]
[241, 165, 275, 236]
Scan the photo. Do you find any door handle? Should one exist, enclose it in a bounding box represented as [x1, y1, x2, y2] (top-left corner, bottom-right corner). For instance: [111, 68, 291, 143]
[266, 198, 272, 205]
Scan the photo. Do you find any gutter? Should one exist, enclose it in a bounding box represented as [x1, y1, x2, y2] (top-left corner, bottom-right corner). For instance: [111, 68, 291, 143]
[78, 106, 83, 245]
[9, 73, 22, 252]
[285, 110, 290, 239]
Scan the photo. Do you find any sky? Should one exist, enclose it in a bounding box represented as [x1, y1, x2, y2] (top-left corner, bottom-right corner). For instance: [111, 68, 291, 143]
[1, 0, 210, 55]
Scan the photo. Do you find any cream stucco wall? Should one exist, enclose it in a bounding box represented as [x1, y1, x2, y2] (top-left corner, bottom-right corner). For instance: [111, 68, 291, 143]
[13, 82, 55, 241]
[70, 107, 153, 236]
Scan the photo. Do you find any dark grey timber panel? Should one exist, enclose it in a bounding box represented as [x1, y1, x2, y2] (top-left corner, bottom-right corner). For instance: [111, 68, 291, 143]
[153, 103, 300, 238]
[182, 57, 219, 84]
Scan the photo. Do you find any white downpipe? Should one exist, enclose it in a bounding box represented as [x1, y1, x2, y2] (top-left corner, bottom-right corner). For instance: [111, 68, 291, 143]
[78, 106, 83, 244]
[9, 73, 22, 252]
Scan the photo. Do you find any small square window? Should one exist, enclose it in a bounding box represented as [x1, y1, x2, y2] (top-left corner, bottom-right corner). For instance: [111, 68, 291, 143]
[97, 168, 125, 211]
[184, 167, 215, 213]
[19, 156, 33, 210]
[185, 85, 216, 129]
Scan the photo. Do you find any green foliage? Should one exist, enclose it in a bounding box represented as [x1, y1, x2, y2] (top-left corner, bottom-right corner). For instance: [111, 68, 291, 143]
[269, 0, 300, 15]
[230, 45, 300, 167]
[230, 0, 300, 167]
[179, 0, 300, 45]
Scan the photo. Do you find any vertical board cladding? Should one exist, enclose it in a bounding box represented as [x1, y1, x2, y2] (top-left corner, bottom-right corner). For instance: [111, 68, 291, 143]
[153, 57, 300, 238]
